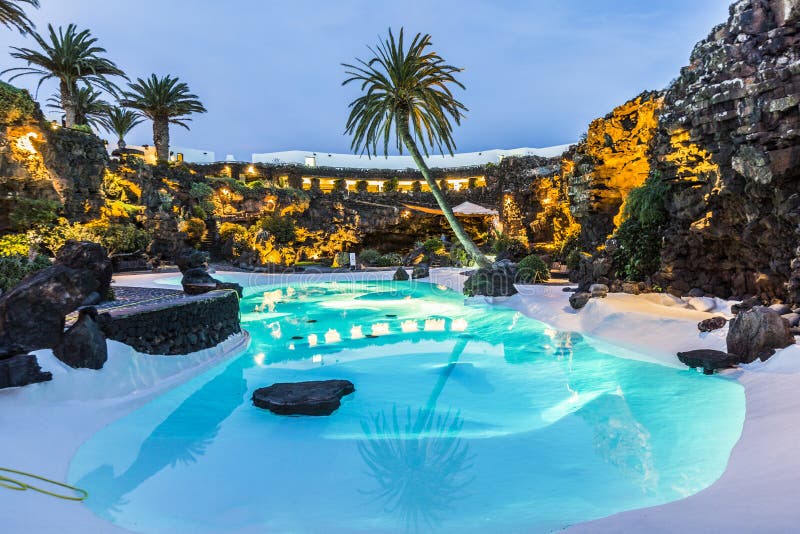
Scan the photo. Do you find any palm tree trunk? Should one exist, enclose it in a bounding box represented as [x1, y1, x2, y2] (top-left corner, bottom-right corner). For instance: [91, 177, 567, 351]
[399, 122, 491, 269]
[59, 81, 76, 128]
[153, 117, 169, 162]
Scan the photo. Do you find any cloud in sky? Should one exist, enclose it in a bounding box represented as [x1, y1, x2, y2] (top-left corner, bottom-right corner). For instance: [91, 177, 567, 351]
[0, 0, 732, 159]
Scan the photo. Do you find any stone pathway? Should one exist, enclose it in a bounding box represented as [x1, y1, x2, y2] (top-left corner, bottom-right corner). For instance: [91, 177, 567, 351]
[66, 286, 185, 325]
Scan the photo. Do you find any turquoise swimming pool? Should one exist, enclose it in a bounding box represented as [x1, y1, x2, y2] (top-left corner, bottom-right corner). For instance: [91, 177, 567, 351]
[69, 280, 745, 533]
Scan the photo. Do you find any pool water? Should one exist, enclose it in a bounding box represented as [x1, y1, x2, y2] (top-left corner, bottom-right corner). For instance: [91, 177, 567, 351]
[69, 280, 745, 533]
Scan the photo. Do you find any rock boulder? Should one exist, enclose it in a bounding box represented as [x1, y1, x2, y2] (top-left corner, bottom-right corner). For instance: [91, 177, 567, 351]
[698, 316, 727, 332]
[252, 380, 355, 416]
[55, 240, 113, 298]
[677, 349, 742, 374]
[726, 306, 795, 362]
[393, 267, 410, 281]
[462, 261, 518, 297]
[53, 307, 107, 369]
[0, 354, 52, 389]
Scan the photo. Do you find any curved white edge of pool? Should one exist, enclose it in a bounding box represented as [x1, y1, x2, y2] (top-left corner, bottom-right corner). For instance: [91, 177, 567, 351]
[1, 268, 798, 533]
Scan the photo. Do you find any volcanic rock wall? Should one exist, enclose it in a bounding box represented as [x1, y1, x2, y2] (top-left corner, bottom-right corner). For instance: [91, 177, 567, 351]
[654, 0, 800, 299]
[564, 92, 663, 249]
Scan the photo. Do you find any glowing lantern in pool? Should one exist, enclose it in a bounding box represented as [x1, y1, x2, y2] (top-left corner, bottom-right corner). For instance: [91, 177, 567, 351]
[288, 343, 295, 350]
[424, 318, 445, 332]
[254, 352, 266, 366]
[312, 354, 323, 364]
[451, 318, 468, 332]
[324, 329, 341, 343]
[401, 320, 418, 333]
[308, 334, 318, 347]
[371, 323, 390, 336]
[268, 322, 282, 339]
[350, 325, 364, 339]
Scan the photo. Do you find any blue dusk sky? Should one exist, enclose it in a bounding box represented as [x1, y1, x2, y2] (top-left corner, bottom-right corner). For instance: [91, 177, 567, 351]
[0, 0, 732, 159]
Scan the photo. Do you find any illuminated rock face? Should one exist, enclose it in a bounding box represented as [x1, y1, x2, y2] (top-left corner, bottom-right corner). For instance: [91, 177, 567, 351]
[565, 92, 663, 248]
[653, 0, 800, 300]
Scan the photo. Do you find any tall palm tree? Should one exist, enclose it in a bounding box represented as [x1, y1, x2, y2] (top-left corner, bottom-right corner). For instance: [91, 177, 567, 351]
[98, 106, 143, 149]
[47, 86, 108, 129]
[343, 28, 490, 268]
[0, 0, 38, 34]
[120, 74, 206, 162]
[3, 23, 125, 127]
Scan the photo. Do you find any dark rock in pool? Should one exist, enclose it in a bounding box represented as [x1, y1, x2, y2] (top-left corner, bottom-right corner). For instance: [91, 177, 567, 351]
[698, 316, 727, 332]
[569, 291, 591, 310]
[0, 353, 52, 389]
[411, 263, 429, 279]
[677, 349, 741, 374]
[393, 267, 410, 281]
[726, 306, 794, 362]
[53, 307, 107, 370]
[252, 380, 355, 416]
[462, 260, 518, 297]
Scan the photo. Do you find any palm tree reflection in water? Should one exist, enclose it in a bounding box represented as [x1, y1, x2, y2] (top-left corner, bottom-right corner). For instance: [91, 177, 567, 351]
[357, 338, 475, 530]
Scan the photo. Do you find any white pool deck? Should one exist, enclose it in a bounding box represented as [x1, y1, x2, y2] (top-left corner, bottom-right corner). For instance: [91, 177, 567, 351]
[1, 268, 799, 533]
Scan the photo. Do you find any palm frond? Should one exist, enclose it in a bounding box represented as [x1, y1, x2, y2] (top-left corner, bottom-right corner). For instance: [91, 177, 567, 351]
[119, 73, 207, 123]
[0, 0, 38, 34]
[342, 27, 467, 158]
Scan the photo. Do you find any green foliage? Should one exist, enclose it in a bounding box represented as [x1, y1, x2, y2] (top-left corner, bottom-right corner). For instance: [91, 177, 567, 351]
[287, 174, 303, 189]
[491, 234, 528, 259]
[192, 205, 207, 220]
[613, 175, 670, 280]
[0, 233, 31, 256]
[71, 123, 93, 134]
[449, 244, 474, 267]
[355, 180, 368, 193]
[9, 198, 61, 231]
[31, 219, 150, 255]
[412, 181, 422, 193]
[218, 222, 247, 243]
[516, 254, 550, 283]
[376, 252, 402, 267]
[180, 217, 206, 246]
[384, 177, 399, 192]
[422, 238, 445, 254]
[0, 81, 37, 124]
[358, 248, 382, 265]
[189, 181, 214, 199]
[565, 249, 583, 270]
[0, 254, 51, 292]
[258, 215, 296, 245]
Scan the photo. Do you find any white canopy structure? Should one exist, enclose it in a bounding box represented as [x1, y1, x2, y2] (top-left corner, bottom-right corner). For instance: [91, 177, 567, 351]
[402, 201, 498, 217]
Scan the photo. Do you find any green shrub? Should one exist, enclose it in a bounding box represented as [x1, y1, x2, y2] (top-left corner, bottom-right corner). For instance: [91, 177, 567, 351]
[356, 180, 368, 193]
[218, 222, 247, 242]
[0, 254, 51, 291]
[449, 244, 473, 267]
[565, 249, 583, 270]
[181, 217, 207, 246]
[491, 234, 527, 259]
[189, 181, 214, 199]
[358, 248, 382, 265]
[192, 205, 207, 220]
[0, 234, 32, 256]
[71, 124, 93, 134]
[422, 238, 445, 254]
[376, 252, 403, 267]
[9, 198, 61, 231]
[384, 177, 399, 192]
[0, 82, 37, 124]
[259, 215, 296, 245]
[613, 175, 670, 280]
[516, 254, 550, 283]
[412, 181, 422, 192]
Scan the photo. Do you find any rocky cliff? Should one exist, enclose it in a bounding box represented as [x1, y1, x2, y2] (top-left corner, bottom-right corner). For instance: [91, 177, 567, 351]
[653, 0, 800, 300]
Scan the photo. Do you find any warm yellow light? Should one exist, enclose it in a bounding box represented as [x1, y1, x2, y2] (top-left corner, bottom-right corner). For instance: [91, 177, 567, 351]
[401, 320, 418, 333]
[324, 328, 341, 343]
[247, 165, 255, 174]
[451, 318, 468, 332]
[15, 132, 38, 154]
[424, 318, 446, 331]
[371, 323, 390, 336]
[254, 352, 266, 366]
[350, 325, 364, 339]
[308, 333, 318, 347]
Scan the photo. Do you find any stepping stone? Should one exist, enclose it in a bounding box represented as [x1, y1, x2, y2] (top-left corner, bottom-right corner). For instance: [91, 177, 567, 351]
[252, 380, 355, 416]
[677, 349, 742, 374]
[291, 335, 304, 340]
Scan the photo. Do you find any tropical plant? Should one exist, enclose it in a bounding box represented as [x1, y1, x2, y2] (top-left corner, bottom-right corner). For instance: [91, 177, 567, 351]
[0, 253, 51, 291]
[422, 237, 445, 255]
[47, 85, 108, 129]
[98, 105, 143, 149]
[358, 248, 382, 266]
[4, 23, 125, 127]
[343, 29, 490, 268]
[376, 252, 403, 266]
[516, 254, 550, 283]
[180, 217, 206, 247]
[121, 74, 206, 161]
[258, 215, 296, 245]
[9, 197, 60, 231]
[0, 0, 38, 35]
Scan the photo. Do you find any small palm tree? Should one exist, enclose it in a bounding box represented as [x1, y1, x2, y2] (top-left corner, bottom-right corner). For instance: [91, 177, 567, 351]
[47, 86, 108, 130]
[0, 0, 38, 34]
[98, 106, 143, 149]
[120, 74, 206, 162]
[343, 28, 490, 268]
[3, 23, 125, 127]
